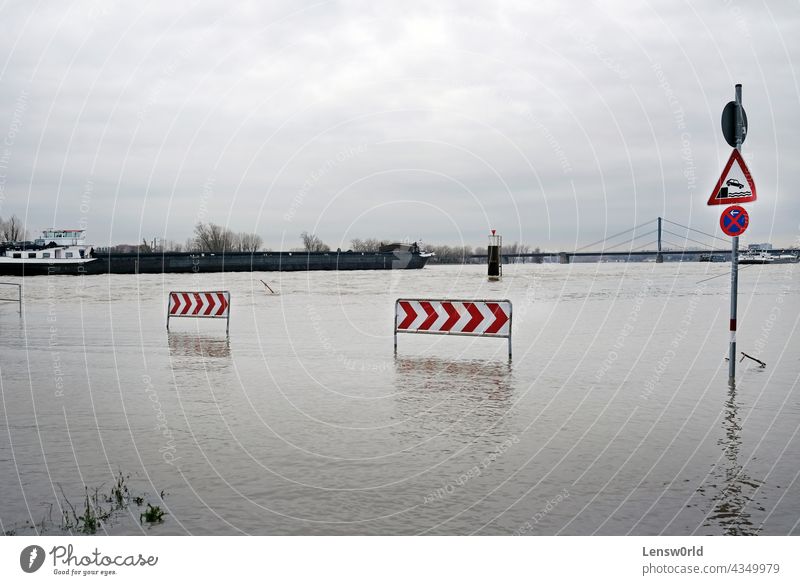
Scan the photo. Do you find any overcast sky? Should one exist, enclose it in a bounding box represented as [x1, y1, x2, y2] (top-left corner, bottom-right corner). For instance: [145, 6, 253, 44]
[0, 1, 798, 250]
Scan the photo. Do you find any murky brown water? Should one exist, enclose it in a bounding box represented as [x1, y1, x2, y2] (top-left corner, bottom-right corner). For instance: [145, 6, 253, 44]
[1, 262, 798, 534]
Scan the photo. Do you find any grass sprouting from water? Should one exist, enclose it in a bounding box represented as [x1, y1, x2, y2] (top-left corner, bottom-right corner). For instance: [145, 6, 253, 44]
[2, 471, 167, 535]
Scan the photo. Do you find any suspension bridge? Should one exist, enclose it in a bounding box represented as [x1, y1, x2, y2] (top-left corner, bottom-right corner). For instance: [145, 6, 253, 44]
[479, 217, 797, 264]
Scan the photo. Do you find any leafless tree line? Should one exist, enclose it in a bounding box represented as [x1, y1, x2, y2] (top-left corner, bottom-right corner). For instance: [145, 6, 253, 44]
[346, 237, 545, 263]
[0, 214, 28, 242]
[300, 231, 330, 252]
[349, 238, 385, 252]
[501, 242, 542, 263]
[183, 222, 264, 253]
[0, 211, 543, 262]
[427, 242, 542, 264]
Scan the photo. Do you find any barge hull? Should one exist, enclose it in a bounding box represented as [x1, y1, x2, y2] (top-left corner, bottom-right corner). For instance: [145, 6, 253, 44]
[0, 250, 430, 276]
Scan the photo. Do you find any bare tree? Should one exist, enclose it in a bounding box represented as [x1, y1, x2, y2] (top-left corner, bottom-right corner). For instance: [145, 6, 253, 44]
[193, 222, 236, 252]
[427, 244, 473, 264]
[236, 232, 263, 252]
[421, 242, 539, 265]
[0, 214, 28, 242]
[162, 239, 184, 252]
[300, 231, 329, 252]
[350, 238, 383, 252]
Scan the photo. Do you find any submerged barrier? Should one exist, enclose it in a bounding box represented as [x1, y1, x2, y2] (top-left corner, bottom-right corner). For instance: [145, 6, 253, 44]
[394, 298, 512, 359]
[166, 291, 230, 334]
[0, 282, 21, 314]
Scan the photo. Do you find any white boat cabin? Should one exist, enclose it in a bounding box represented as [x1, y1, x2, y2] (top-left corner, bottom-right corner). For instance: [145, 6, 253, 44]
[34, 229, 87, 247]
[2, 229, 94, 262]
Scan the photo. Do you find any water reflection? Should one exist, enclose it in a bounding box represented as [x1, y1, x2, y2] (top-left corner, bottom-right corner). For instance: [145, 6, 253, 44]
[394, 357, 512, 403]
[392, 356, 515, 445]
[700, 383, 764, 535]
[167, 332, 231, 359]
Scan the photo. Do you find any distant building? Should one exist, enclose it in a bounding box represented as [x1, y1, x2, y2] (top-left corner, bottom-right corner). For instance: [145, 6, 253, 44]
[748, 243, 772, 251]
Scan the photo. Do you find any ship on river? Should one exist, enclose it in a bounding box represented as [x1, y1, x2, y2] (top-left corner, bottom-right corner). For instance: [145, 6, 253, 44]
[0, 229, 433, 276]
[738, 250, 799, 265]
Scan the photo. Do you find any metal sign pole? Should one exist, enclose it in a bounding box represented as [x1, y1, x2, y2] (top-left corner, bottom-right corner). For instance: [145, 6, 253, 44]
[166, 291, 173, 331]
[507, 303, 513, 361]
[729, 84, 743, 385]
[394, 301, 398, 355]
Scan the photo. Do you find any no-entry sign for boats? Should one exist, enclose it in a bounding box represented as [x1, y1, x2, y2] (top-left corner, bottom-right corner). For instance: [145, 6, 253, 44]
[167, 291, 231, 334]
[720, 205, 749, 237]
[707, 148, 757, 205]
[394, 298, 512, 359]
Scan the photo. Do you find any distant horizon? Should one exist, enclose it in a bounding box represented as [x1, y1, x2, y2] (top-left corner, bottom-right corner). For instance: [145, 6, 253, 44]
[7, 217, 799, 252]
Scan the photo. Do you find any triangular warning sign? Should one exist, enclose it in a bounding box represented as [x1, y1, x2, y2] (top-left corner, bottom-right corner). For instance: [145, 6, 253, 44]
[708, 148, 757, 205]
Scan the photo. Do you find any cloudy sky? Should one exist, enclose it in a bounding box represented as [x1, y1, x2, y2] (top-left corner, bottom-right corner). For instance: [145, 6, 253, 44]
[0, 0, 798, 250]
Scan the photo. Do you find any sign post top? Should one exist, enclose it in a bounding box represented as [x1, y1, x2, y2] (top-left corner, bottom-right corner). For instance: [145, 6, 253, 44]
[722, 100, 748, 148]
[707, 148, 756, 206]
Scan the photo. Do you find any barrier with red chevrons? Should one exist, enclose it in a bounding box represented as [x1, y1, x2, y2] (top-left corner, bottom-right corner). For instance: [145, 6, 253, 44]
[394, 298, 512, 358]
[167, 291, 231, 334]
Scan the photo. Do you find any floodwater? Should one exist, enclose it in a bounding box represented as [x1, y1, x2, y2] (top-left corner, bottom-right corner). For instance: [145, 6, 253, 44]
[0, 262, 798, 535]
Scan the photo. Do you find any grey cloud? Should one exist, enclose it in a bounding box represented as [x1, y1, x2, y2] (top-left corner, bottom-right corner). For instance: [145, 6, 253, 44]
[1, 0, 798, 250]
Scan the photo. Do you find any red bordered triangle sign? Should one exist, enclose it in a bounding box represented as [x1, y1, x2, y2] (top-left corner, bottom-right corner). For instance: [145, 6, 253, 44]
[708, 148, 757, 205]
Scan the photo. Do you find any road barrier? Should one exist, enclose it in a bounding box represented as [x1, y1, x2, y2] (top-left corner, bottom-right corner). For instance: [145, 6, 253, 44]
[0, 282, 21, 314]
[167, 291, 230, 334]
[394, 298, 512, 359]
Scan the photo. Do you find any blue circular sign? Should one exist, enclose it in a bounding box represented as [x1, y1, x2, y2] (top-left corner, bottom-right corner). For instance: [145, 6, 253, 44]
[720, 205, 749, 236]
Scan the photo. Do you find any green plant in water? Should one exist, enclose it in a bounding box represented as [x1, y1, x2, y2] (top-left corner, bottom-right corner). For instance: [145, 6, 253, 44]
[34, 474, 166, 535]
[140, 504, 165, 524]
[108, 472, 130, 509]
[78, 490, 99, 534]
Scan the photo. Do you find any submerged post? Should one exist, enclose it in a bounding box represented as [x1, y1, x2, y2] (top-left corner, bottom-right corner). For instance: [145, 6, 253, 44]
[729, 84, 743, 385]
[487, 230, 502, 281]
[0, 282, 22, 315]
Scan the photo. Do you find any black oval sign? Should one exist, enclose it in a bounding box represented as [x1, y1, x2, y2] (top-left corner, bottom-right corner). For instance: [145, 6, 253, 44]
[721, 101, 748, 147]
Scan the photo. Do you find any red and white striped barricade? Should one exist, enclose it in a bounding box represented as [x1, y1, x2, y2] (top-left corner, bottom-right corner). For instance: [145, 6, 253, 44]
[394, 298, 512, 359]
[166, 291, 231, 334]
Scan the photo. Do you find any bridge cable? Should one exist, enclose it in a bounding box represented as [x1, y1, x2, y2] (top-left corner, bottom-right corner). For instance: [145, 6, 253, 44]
[599, 229, 659, 252]
[662, 218, 730, 244]
[661, 229, 719, 250]
[661, 239, 698, 250]
[631, 240, 658, 252]
[574, 219, 657, 252]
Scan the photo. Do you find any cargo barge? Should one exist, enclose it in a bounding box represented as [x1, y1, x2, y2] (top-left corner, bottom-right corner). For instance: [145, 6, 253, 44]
[0, 229, 432, 276]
